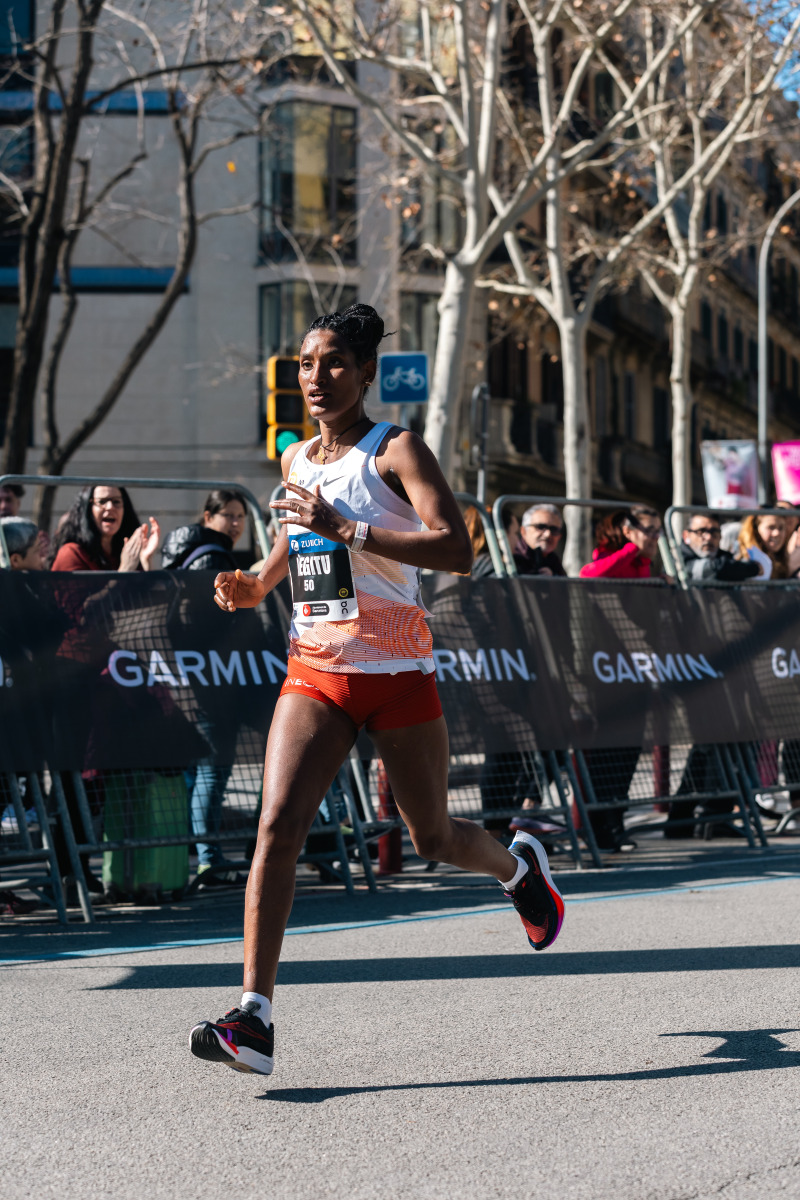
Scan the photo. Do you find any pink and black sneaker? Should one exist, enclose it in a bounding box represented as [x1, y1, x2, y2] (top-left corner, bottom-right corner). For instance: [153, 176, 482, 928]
[505, 830, 564, 951]
[190, 1001, 274, 1075]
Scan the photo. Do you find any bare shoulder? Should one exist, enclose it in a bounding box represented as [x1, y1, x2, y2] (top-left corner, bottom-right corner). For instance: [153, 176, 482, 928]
[377, 426, 438, 475]
[280, 437, 313, 477]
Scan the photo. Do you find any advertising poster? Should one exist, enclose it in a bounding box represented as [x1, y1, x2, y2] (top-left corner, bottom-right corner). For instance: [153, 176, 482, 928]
[701, 439, 759, 509]
[772, 441, 800, 504]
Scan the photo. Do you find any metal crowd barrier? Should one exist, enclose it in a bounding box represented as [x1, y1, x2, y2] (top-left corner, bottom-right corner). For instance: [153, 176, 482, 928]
[0, 772, 69, 922]
[664, 503, 800, 589]
[491, 494, 677, 578]
[0, 473, 273, 568]
[44, 749, 400, 922]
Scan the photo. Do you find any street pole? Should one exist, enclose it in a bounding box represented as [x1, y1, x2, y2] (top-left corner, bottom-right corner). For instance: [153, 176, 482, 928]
[471, 382, 490, 504]
[757, 186, 800, 502]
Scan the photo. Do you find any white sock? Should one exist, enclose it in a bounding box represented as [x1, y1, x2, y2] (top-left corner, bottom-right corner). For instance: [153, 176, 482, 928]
[241, 991, 272, 1026]
[500, 853, 529, 891]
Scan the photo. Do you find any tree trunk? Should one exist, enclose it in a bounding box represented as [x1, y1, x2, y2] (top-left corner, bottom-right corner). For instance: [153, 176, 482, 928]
[559, 315, 593, 575]
[423, 257, 477, 479]
[669, 298, 693, 510]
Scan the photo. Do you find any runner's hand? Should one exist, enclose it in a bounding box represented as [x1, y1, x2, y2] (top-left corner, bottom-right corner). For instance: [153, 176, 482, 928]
[214, 569, 266, 612]
[270, 482, 354, 544]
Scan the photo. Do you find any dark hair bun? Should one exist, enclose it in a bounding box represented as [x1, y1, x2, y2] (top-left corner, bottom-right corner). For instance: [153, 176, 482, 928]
[303, 302, 390, 365]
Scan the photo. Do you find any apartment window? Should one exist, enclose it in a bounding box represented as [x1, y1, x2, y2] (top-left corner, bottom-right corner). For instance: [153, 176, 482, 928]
[0, 0, 33, 54]
[259, 281, 357, 437]
[400, 292, 439, 436]
[594, 355, 608, 436]
[733, 326, 743, 366]
[400, 129, 463, 267]
[400, 292, 439, 363]
[0, 303, 16, 443]
[717, 312, 729, 360]
[653, 387, 669, 451]
[624, 371, 636, 440]
[594, 72, 614, 122]
[716, 192, 728, 236]
[748, 337, 758, 377]
[261, 102, 357, 264]
[0, 121, 32, 266]
[700, 300, 713, 343]
[489, 324, 528, 404]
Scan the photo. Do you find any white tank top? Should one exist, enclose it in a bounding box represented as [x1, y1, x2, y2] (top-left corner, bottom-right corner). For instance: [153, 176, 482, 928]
[285, 421, 434, 674]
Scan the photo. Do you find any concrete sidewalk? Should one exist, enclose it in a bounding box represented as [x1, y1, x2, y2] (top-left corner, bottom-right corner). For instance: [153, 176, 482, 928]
[5, 852, 800, 1199]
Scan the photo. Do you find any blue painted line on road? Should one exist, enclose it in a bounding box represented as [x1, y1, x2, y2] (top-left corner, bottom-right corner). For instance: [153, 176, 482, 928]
[2, 872, 800, 965]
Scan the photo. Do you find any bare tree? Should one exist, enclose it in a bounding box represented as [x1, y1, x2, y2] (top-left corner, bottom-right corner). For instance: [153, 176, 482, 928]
[616, 2, 800, 509]
[289, 0, 715, 496]
[0, 0, 277, 523]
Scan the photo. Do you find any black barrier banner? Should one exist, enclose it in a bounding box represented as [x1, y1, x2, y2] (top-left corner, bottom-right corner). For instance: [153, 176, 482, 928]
[2, 571, 800, 770]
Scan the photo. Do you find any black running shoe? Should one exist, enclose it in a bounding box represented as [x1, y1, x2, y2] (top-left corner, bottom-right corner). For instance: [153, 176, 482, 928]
[505, 831, 564, 951]
[189, 1001, 274, 1075]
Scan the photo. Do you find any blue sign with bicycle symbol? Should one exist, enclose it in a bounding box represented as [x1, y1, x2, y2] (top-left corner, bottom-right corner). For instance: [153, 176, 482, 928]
[378, 352, 429, 405]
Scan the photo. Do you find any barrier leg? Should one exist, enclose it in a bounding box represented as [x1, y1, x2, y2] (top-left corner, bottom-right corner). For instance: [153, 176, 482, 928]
[51, 772, 94, 924]
[546, 751, 584, 869]
[337, 769, 378, 894]
[736, 745, 770, 848]
[568, 751, 605, 869]
[653, 745, 670, 813]
[376, 762, 403, 875]
[27, 773, 68, 924]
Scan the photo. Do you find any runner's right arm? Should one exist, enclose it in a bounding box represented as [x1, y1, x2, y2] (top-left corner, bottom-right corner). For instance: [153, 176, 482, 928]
[213, 442, 302, 612]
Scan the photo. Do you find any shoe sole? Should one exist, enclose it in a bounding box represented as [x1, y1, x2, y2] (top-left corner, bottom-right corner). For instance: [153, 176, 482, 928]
[510, 831, 565, 950]
[189, 1022, 274, 1076]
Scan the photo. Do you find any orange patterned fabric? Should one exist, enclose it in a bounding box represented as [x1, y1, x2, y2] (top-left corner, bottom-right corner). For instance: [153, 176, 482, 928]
[289, 590, 433, 674]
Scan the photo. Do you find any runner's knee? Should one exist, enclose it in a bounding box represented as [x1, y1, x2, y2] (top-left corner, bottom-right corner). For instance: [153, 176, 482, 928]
[255, 805, 309, 859]
[409, 826, 451, 862]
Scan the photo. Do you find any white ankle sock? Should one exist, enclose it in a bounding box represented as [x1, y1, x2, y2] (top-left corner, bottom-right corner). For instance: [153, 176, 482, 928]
[500, 854, 529, 891]
[241, 991, 272, 1025]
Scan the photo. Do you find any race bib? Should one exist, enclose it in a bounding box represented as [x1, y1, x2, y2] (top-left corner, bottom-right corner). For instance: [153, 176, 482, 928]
[288, 532, 359, 625]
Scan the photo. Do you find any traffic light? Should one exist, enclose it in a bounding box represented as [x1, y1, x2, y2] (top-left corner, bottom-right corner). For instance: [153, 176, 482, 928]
[265, 355, 315, 459]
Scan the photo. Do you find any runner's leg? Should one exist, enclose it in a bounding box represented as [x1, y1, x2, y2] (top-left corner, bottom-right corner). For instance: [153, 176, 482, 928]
[243, 692, 357, 1000]
[370, 717, 518, 880]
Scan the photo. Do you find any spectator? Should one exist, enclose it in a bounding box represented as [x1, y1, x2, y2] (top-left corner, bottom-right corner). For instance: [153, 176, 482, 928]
[776, 501, 800, 577]
[50, 484, 160, 572]
[163, 489, 249, 889]
[161, 488, 248, 572]
[0, 483, 23, 517]
[736, 513, 789, 580]
[0, 515, 47, 914]
[578, 505, 662, 853]
[680, 514, 759, 583]
[515, 504, 566, 576]
[1, 517, 45, 571]
[462, 506, 495, 578]
[579, 505, 661, 579]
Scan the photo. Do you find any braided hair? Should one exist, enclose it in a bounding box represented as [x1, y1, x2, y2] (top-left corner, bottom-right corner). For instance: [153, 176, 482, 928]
[302, 302, 389, 366]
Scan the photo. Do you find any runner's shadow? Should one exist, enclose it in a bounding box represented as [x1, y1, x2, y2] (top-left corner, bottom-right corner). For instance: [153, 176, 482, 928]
[258, 1028, 800, 1103]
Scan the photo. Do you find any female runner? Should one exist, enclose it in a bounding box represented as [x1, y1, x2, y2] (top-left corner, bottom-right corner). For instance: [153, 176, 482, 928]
[190, 303, 564, 1076]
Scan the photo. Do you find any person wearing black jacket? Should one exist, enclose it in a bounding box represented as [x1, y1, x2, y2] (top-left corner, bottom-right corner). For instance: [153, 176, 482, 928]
[680, 515, 759, 583]
[162, 490, 249, 887]
[161, 489, 248, 572]
[514, 503, 567, 577]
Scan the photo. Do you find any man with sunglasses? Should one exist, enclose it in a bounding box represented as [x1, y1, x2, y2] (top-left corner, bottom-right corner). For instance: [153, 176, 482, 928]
[515, 504, 567, 577]
[681, 514, 759, 583]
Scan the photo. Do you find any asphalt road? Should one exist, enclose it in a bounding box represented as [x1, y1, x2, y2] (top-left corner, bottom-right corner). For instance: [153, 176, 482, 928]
[5, 853, 800, 1200]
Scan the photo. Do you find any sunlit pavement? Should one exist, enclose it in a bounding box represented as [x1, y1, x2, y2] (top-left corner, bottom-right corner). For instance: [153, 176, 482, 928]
[4, 848, 800, 1200]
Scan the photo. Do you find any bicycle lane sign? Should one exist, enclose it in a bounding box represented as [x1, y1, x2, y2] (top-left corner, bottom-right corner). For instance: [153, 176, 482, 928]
[378, 352, 429, 405]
